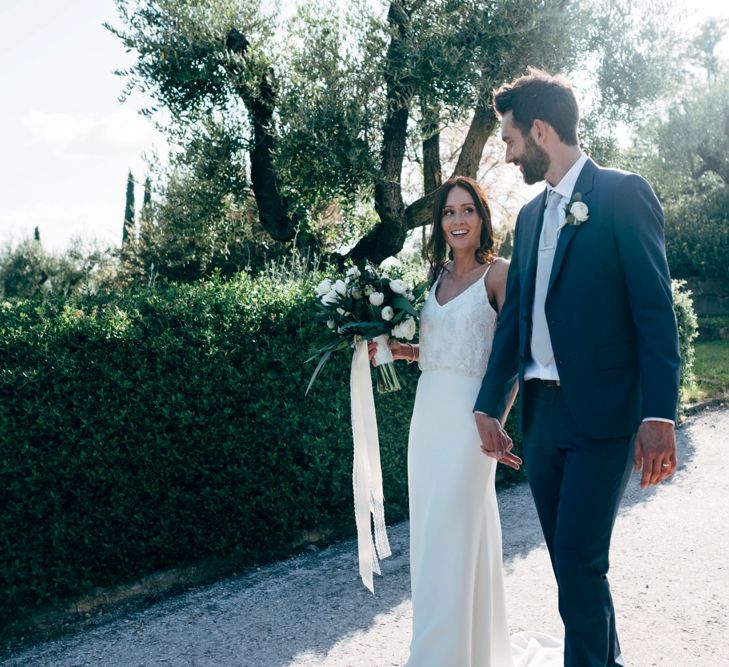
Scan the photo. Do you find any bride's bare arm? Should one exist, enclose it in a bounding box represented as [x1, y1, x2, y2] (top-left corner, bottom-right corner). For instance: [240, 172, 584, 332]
[486, 257, 510, 313]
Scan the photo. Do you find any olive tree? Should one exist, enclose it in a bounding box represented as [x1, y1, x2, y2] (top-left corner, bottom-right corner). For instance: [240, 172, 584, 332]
[108, 0, 678, 278]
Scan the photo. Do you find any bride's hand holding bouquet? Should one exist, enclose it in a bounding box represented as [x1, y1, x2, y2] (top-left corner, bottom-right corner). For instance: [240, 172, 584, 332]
[366, 336, 417, 365]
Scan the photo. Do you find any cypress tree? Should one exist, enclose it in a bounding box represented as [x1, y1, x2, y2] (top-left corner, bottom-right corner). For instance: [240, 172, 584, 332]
[33, 226, 40, 243]
[123, 170, 135, 246]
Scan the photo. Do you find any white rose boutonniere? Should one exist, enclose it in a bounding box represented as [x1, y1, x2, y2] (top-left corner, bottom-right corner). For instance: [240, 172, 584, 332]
[564, 193, 589, 226]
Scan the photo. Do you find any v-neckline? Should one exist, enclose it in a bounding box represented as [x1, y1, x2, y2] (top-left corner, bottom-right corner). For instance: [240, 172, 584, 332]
[434, 266, 489, 308]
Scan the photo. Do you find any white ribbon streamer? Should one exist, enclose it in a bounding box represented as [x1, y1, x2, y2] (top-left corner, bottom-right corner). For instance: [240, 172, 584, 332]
[350, 337, 392, 593]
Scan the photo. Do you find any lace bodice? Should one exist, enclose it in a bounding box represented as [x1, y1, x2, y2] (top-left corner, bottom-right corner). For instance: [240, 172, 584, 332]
[418, 265, 497, 378]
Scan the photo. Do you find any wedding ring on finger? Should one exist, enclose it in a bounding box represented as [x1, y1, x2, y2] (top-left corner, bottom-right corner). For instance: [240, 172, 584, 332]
[661, 463, 670, 468]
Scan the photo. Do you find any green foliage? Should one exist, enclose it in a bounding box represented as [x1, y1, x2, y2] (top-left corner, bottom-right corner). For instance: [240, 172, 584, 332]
[0, 238, 117, 299]
[672, 279, 699, 391]
[120, 117, 287, 284]
[0, 238, 48, 298]
[619, 32, 729, 282]
[276, 1, 381, 220]
[0, 273, 419, 628]
[664, 188, 729, 280]
[642, 73, 729, 201]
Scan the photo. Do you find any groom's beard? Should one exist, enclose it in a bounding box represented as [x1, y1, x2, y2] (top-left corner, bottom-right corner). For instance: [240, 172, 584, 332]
[516, 135, 550, 185]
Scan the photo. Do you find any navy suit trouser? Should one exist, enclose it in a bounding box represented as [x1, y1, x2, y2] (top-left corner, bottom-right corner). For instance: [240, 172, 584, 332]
[522, 380, 634, 667]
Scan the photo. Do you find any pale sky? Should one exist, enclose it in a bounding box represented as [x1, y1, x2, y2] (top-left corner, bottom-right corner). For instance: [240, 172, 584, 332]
[1, 0, 727, 253]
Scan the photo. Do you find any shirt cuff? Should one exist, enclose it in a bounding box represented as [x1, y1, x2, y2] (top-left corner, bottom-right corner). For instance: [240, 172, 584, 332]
[642, 417, 675, 425]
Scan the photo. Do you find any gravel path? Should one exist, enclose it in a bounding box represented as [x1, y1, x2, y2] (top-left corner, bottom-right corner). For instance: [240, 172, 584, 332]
[2, 409, 728, 667]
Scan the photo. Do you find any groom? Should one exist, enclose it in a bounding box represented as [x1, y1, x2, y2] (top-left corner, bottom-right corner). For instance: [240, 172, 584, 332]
[474, 70, 680, 666]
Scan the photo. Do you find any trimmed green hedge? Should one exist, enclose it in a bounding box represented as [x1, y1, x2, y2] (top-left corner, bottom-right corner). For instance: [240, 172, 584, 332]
[0, 275, 423, 628]
[0, 273, 694, 629]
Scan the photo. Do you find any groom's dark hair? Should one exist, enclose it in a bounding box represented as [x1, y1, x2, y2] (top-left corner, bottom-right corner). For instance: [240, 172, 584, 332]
[493, 68, 579, 145]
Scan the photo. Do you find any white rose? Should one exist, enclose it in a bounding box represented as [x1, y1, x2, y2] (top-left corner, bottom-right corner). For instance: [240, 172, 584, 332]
[346, 266, 361, 278]
[400, 316, 417, 340]
[321, 289, 338, 305]
[381, 306, 394, 321]
[369, 291, 384, 306]
[570, 201, 589, 222]
[406, 290, 414, 301]
[327, 319, 336, 329]
[315, 279, 332, 296]
[391, 322, 404, 338]
[333, 279, 347, 297]
[389, 279, 406, 295]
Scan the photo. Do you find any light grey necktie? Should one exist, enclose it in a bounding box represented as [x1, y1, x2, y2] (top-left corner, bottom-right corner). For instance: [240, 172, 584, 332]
[531, 189, 562, 367]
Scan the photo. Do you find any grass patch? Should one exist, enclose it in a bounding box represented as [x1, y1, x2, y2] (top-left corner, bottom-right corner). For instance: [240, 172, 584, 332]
[682, 339, 729, 404]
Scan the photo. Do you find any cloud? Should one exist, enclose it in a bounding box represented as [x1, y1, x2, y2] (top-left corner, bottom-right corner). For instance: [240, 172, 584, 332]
[22, 107, 165, 159]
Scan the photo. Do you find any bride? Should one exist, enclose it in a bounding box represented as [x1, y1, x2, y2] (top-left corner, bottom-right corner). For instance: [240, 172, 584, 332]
[370, 176, 561, 666]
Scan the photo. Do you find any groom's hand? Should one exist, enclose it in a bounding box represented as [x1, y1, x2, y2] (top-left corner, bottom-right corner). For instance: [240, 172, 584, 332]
[475, 412, 521, 470]
[634, 420, 677, 488]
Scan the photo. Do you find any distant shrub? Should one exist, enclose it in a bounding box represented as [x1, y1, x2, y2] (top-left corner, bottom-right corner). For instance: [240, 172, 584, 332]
[665, 188, 729, 280]
[672, 279, 699, 399]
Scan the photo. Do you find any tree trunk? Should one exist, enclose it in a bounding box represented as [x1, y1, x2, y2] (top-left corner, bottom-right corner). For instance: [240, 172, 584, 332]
[347, 1, 413, 264]
[225, 29, 297, 243]
[453, 100, 498, 179]
[421, 101, 442, 194]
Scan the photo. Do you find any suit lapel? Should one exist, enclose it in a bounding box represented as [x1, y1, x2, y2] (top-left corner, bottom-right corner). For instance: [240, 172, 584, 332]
[547, 159, 598, 293]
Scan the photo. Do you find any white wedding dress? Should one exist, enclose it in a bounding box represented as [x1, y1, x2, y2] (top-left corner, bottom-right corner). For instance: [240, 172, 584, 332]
[405, 264, 562, 667]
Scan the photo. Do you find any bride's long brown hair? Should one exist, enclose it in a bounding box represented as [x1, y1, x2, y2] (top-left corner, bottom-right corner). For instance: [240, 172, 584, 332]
[426, 176, 496, 287]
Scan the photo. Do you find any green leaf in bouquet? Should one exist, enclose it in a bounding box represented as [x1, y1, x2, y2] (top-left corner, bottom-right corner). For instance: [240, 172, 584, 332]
[338, 321, 387, 338]
[411, 281, 428, 301]
[390, 310, 407, 325]
[391, 296, 420, 318]
[305, 338, 351, 395]
[305, 336, 348, 364]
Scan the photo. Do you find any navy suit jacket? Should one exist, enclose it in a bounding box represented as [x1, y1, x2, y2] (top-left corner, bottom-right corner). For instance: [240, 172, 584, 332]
[474, 158, 681, 439]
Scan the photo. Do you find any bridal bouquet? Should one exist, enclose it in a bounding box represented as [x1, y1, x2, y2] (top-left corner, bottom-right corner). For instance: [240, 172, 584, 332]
[306, 263, 426, 394]
[306, 262, 426, 592]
